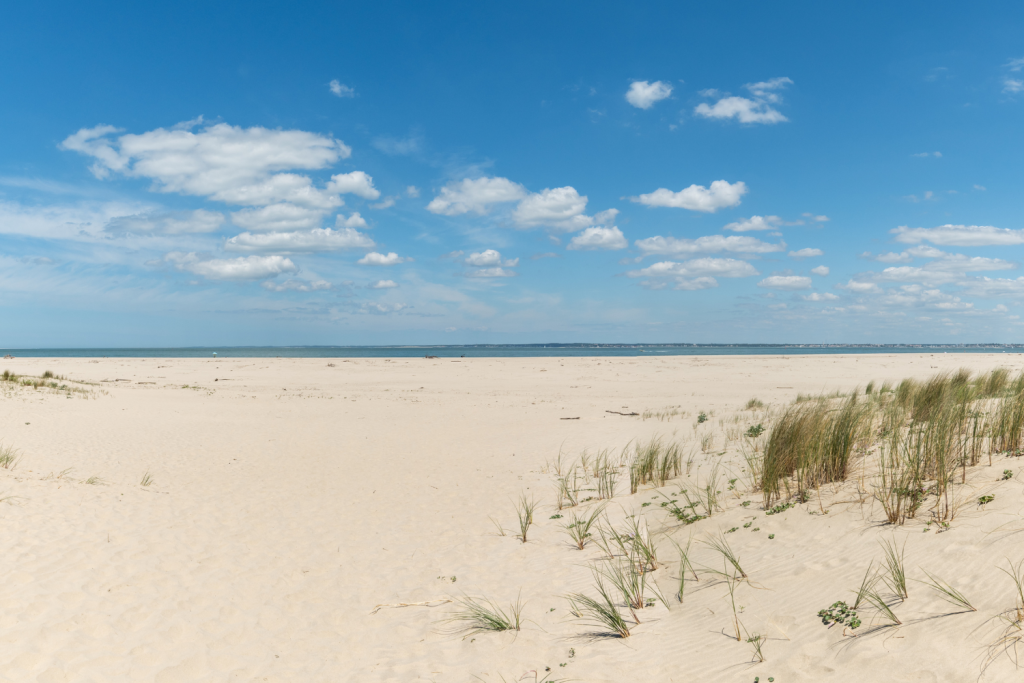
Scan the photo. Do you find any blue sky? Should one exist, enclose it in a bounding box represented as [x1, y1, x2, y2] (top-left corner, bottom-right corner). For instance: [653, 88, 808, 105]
[3, 2, 1024, 346]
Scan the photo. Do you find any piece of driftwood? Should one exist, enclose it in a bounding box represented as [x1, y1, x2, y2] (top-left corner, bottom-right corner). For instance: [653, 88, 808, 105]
[370, 598, 452, 615]
[560, 417, 580, 420]
[605, 410, 639, 416]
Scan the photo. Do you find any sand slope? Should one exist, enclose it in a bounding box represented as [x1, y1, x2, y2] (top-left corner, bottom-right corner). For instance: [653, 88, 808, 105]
[1, 353, 1023, 682]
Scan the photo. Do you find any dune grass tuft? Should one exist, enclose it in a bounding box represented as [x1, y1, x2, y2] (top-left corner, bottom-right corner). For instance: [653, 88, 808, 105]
[918, 569, 975, 611]
[567, 574, 633, 638]
[0, 444, 20, 470]
[515, 494, 536, 543]
[444, 593, 524, 634]
[880, 537, 908, 600]
[140, 471, 154, 487]
[564, 504, 605, 550]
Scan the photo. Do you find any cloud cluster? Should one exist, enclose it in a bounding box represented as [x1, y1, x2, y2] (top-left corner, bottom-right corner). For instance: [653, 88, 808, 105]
[625, 80, 673, 109]
[630, 180, 747, 212]
[694, 78, 793, 124]
[635, 234, 784, 257]
[626, 257, 759, 290]
[358, 252, 411, 266]
[165, 252, 297, 280]
[891, 224, 1024, 246]
[426, 177, 617, 232]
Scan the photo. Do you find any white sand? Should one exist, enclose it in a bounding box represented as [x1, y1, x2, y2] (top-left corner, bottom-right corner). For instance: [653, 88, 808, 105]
[1, 353, 1023, 682]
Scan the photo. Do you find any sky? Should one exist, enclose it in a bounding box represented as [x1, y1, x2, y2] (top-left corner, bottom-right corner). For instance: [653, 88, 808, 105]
[2, 2, 1024, 346]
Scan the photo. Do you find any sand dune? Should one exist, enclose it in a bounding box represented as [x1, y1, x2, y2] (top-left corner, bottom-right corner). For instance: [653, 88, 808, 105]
[1, 353, 1023, 682]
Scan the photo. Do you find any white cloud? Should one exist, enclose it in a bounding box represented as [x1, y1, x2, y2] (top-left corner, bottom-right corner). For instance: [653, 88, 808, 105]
[358, 251, 411, 266]
[224, 227, 374, 253]
[912, 151, 942, 158]
[370, 279, 398, 289]
[802, 292, 839, 301]
[373, 135, 422, 156]
[802, 213, 829, 223]
[61, 122, 351, 210]
[465, 267, 516, 278]
[671, 277, 718, 291]
[165, 252, 297, 280]
[262, 279, 331, 292]
[230, 203, 325, 231]
[758, 275, 812, 290]
[426, 177, 526, 215]
[694, 77, 792, 124]
[974, 184, 987, 191]
[836, 280, 881, 293]
[406, 186, 420, 198]
[325, 171, 380, 200]
[723, 215, 780, 232]
[625, 80, 673, 109]
[635, 234, 784, 256]
[891, 224, 1024, 246]
[512, 186, 591, 230]
[329, 80, 355, 98]
[361, 302, 407, 314]
[631, 180, 747, 212]
[465, 249, 518, 267]
[811, 265, 830, 276]
[567, 226, 628, 251]
[1004, 78, 1024, 94]
[370, 196, 396, 209]
[789, 248, 823, 258]
[626, 257, 759, 280]
[105, 209, 224, 236]
[1008, 58, 1024, 72]
[337, 212, 367, 228]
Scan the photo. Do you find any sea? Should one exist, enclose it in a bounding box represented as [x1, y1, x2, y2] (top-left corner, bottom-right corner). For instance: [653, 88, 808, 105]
[2, 344, 1023, 359]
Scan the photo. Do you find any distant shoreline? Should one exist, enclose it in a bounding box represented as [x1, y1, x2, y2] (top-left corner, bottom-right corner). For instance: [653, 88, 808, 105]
[3, 344, 1024, 358]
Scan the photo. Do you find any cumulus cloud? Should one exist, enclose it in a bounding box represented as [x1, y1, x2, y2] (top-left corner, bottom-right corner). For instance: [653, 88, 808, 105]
[758, 275, 812, 290]
[635, 234, 784, 256]
[836, 280, 881, 293]
[627, 257, 759, 280]
[105, 209, 225, 236]
[694, 77, 792, 124]
[230, 203, 326, 231]
[811, 265, 830, 276]
[358, 251, 411, 266]
[370, 279, 398, 289]
[723, 215, 780, 232]
[625, 80, 673, 109]
[224, 227, 374, 253]
[802, 292, 839, 301]
[329, 80, 355, 97]
[165, 252, 297, 280]
[512, 186, 593, 230]
[337, 212, 367, 228]
[789, 247, 823, 258]
[891, 224, 1024, 246]
[262, 279, 331, 292]
[631, 180, 747, 212]
[567, 226, 628, 251]
[465, 249, 518, 267]
[326, 171, 380, 200]
[426, 177, 526, 215]
[61, 122, 350, 208]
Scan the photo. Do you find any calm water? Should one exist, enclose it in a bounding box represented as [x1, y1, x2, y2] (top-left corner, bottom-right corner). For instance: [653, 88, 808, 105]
[2, 345, 1023, 358]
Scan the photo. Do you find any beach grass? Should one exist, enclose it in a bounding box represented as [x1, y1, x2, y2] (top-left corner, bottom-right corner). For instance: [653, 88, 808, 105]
[444, 593, 524, 634]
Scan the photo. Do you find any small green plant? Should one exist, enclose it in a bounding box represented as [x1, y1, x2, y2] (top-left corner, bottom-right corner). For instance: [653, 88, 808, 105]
[704, 531, 747, 579]
[818, 600, 862, 630]
[139, 472, 154, 487]
[768, 534, 775, 539]
[765, 501, 794, 516]
[979, 494, 995, 506]
[743, 522, 752, 528]
[564, 505, 605, 550]
[745, 630, 767, 662]
[864, 587, 901, 625]
[745, 424, 766, 438]
[726, 527, 738, 533]
[515, 494, 536, 543]
[697, 411, 708, 424]
[84, 476, 104, 485]
[550, 513, 563, 519]
[741, 500, 751, 507]
[745, 398, 765, 410]
[567, 574, 633, 638]
[751, 527, 760, 532]
[919, 570, 975, 611]
[0, 445, 20, 470]
[880, 537, 908, 600]
[444, 593, 524, 634]
[1003, 470, 1014, 481]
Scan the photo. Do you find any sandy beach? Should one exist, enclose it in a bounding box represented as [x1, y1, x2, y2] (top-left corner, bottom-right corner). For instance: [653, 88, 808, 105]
[2, 353, 1024, 682]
